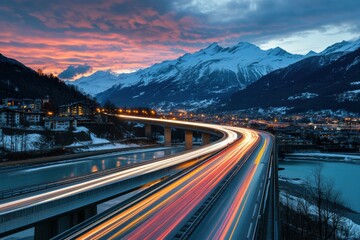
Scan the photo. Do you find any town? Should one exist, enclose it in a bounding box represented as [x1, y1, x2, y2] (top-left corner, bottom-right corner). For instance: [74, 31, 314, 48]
[1, 98, 359, 157]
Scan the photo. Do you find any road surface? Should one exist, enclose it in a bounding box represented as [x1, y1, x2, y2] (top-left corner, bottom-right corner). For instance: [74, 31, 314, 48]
[60, 124, 274, 239]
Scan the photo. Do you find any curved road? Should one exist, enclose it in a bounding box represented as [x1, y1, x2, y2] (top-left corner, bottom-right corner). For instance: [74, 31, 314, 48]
[58, 121, 274, 240]
[0, 118, 237, 216]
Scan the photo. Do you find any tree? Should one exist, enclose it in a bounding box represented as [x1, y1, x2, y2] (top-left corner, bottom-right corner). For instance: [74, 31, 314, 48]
[103, 100, 116, 110]
[307, 167, 347, 239]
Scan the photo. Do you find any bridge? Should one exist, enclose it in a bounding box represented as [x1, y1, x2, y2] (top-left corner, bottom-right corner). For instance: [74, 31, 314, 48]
[0, 115, 279, 239]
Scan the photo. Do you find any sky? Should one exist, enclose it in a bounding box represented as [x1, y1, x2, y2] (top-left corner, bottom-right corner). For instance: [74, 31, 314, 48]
[0, 0, 359, 80]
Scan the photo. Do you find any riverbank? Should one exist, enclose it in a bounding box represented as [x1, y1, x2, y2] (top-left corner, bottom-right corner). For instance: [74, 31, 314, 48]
[278, 152, 360, 238]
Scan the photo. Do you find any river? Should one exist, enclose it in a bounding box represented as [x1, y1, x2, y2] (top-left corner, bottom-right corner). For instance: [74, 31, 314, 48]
[279, 152, 360, 213]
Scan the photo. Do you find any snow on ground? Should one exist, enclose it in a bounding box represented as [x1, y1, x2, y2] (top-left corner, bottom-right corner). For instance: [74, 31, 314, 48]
[280, 191, 360, 237]
[287, 152, 360, 159]
[73, 126, 89, 133]
[80, 143, 139, 152]
[350, 81, 360, 85]
[68, 127, 111, 147]
[72, 126, 109, 144]
[132, 91, 145, 98]
[346, 56, 360, 71]
[286, 152, 360, 162]
[90, 133, 110, 144]
[307, 109, 358, 118]
[257, 106, 293, 115]
[279, 176, 305, 185]
[70, 126, 140, 151]
[0, 133, 46, 151]
[288, 92, 318, 100]
[156, 98, 218, 111]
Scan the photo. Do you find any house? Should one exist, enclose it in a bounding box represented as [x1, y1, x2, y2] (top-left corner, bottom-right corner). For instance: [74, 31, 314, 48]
[33, 99, 42, 111]
[59, 101, 94, 117]
[2, 98, 48, 111]
[0, 108, 21, 127]
[24, 111, 43, 124]
[44, 117, 77, 131]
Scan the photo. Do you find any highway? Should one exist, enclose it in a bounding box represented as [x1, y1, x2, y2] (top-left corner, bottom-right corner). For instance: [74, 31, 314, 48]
[190, 131, 273, 239]
[0, 117, 237, 216]
[0, 146, 184, 193]
[56, 122, 274, 239]
[1, 116, 273, 239]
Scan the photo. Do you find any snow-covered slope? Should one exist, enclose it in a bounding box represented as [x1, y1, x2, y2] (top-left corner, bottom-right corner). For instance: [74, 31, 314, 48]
[67, 71, 119, 96]
[116, 42, 304, 88]
[68, 39, 360, 111]
[320, 39, 360, 55]
[94, 42, 307, 110]
[224, 47, 360, 114]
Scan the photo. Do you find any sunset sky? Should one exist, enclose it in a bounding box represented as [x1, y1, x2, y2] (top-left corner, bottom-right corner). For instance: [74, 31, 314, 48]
[0, 0, 359, 79]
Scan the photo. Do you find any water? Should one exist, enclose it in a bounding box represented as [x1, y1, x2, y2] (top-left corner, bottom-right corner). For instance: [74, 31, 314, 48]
[279, 156, 360, 212]
[0, 146, 184, 192]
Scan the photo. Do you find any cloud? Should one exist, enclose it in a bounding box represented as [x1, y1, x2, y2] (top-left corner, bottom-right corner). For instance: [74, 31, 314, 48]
[0, 0, 359, 74]
[58, 64, 93, 79]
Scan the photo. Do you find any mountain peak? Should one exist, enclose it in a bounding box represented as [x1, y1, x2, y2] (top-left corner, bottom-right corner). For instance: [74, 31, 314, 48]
[226, 42, 259, 54]
[235, 42, 258, 48]
[90, 70, 116, 77]
[320, 40, 351, 55]
[201, 42, 222, 54]
[268, 47, 291, 56]
[305, 50, 318, 57]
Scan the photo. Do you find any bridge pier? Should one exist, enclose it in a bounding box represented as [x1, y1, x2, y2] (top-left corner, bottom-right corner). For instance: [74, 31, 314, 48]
[201, 133, 211, 145]
[145, 124, 152, 139]
[185, 130, 193, 150]
[164, 126, 171, 146]
[34, 204, 97, 240]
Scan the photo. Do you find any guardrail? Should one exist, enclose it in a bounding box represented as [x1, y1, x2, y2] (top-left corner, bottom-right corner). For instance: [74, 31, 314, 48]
[52, 147, 228, 240]
[0, 145, 187, 200]
[174, 139, 259, 239]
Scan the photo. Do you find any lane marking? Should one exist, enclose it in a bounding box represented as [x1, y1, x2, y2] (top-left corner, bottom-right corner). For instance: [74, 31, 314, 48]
[247, 222, 253, 239]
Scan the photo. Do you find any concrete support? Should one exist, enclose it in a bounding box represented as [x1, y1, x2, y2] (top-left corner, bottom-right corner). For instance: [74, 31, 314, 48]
[201, 133, 211, 145]
[35, 205, 97, 240]
[185, 130, 193, 150]
[164, 127, 171, 146]
[145, 124, 152, 139]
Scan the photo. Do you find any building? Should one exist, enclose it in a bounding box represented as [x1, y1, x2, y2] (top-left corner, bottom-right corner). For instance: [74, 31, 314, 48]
[1, 98, 47, 111]
[24, 111, 43, 124]
[33, 99, 42, 111]
[44, 117, 77, 131]
[59, 101, 94, 117]
[0, 108, 21, 127]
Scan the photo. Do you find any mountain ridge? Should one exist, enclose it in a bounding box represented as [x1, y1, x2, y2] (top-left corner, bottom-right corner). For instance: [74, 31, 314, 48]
[222, 47, 360, 113]
[79, 41, 307, 109]
[0, 53, 95, 109]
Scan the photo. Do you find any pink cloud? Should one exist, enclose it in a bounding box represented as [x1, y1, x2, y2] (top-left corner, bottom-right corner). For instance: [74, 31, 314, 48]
[0, 0, 259, 76]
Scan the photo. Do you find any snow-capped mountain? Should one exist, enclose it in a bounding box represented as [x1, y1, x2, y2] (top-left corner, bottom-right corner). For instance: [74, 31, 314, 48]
[223, 47, 360, 114]
[93, 42, 307, 110]
[320, 39, 360, 55]
[67, 71, 119, 96]
[67, 38, 360, 111]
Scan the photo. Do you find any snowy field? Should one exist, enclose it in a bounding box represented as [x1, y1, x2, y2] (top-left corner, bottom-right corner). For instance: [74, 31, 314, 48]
[0, 133, 46, 152]
[279, 190, 360, 237]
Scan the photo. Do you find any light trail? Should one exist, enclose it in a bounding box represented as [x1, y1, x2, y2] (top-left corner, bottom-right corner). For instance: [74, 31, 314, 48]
[0, 116, 237, 215]
[1, 116, 273, 240]
[74, 125, 271, 240]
